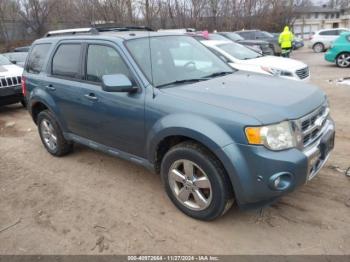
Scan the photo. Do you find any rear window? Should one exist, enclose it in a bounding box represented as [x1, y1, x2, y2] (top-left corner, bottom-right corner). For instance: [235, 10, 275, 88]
[319, 30, 338, 36]
[26, 44, 51, 74]
[52, 44, 82, 78]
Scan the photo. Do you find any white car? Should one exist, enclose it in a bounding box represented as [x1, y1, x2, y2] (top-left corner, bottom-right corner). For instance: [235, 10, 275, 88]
[0, 54, 25, 106]
[310, 28, 350, 53]
[202, 40, 310, 82]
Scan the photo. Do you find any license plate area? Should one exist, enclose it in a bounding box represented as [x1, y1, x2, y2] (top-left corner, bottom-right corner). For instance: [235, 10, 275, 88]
[319, 130, 335, 160]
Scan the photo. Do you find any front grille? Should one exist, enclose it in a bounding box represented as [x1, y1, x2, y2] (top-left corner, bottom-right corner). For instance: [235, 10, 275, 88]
[296, 67, 310, 79]
[0, 76, 21, 88]
[297, 104, 329, 147]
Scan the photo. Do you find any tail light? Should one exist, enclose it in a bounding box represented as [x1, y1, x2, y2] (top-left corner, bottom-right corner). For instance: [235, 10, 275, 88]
[21, 76, 26, 96]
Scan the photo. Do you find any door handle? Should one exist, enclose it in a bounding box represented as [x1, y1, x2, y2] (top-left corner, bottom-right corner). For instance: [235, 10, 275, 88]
[84, 93, 98, 101]
[45, 84, 56, 91]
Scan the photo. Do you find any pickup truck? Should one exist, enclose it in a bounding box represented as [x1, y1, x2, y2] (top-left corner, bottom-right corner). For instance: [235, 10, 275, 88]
[23, 28, 335, 220]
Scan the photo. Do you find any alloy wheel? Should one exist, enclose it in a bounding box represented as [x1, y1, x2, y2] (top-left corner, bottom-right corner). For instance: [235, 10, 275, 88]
[337, 53, 350, 68]
[168, 159, 212, 211]
[40, 119, 58, 151]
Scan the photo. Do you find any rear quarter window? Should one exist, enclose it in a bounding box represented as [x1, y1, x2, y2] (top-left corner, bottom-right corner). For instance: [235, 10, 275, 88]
[25, 43, 52, 74]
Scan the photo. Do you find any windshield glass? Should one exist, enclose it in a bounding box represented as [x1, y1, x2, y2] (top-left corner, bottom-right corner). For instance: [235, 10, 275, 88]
[0, 54, 12, 66]
[126, 35, 233, 87]
[218, 42, 261, 60]
[225, 33, 244, 41]
[262, 31, 274, 38]
[208, 34, 229, 41]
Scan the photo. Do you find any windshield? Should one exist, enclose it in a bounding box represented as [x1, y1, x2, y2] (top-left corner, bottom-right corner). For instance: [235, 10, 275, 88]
[224, 33, 244, 41]
[126, 35, 233, 87]
[262, 31, 274, 38]
[218, 42, 261, 60]
[0, 54, 12, 66]
[208, 34, 229, 41]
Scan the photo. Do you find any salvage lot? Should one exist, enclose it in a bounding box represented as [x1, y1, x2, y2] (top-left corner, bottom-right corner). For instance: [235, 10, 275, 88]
[0, 47, 349, 255]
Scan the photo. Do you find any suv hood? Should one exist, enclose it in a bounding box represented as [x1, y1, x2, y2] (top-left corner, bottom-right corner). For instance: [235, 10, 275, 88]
[161, 72, 325, 124]
[0, 64, 23, 77]
[240, 55, 307, 72]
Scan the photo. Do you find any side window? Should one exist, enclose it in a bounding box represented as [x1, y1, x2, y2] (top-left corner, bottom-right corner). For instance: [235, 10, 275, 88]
[86, 45, 132, 83]
[52, 44, 82, 78]
[26, 44, 51, 74]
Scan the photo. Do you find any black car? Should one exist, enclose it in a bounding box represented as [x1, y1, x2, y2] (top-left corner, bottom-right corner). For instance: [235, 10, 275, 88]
[235, 30, 282, 55]
[218, 32, 274, 56]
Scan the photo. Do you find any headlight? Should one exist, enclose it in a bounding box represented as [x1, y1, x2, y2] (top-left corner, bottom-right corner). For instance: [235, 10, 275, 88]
[261, 66, 293, 77]
[245, 121, 297, 150]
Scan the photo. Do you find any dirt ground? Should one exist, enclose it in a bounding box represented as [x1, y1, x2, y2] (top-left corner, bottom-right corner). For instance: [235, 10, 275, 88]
[0, 47, 349, 255]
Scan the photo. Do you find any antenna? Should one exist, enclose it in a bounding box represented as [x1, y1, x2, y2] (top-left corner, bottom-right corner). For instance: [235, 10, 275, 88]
[147, 30, 156, 98]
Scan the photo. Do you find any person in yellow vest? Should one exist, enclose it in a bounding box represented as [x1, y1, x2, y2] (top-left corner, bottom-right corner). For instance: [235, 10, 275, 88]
[279, 26, 294, 58]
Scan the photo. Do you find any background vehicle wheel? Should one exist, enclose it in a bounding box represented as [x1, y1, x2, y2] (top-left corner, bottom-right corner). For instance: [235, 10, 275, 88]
[161, 141, 234, 221]
[336, 53, 350, 68]
[313, 43, 324, 53]
[37, 110, 73, 156]
[20, 99, 27, 108]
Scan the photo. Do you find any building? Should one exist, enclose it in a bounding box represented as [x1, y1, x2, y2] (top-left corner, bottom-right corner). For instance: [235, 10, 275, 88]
[293, 5, 350, 38]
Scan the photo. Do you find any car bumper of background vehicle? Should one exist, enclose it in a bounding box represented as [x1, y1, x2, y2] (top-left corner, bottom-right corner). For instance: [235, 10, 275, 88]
[325, 51, 337, 63]
[219, 122, 334, 208]
[0, 85, 23, 106]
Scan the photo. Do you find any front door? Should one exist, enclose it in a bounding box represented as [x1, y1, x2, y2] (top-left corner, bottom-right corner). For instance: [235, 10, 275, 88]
[77, 43, 145, 157]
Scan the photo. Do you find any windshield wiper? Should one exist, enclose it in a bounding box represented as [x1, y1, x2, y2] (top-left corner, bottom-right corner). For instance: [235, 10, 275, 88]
[202, 71, 233, 78]
[157, 78, 206, 88]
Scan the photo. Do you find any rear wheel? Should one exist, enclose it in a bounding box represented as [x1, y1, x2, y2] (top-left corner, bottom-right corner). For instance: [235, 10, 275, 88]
[37, 110, 73, 156]
[161, 141, 234, 221]
[313, 43, 324, 53]
[336, 53, 350, 68]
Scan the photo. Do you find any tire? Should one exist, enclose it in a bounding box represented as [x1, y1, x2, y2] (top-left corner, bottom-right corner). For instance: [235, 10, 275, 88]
[37, 110, 73, 156]
[20, 99, 27, 109]
[336, 52, 350, 68]
[313, 43, 324, 53]
[160, 141, 234, 221]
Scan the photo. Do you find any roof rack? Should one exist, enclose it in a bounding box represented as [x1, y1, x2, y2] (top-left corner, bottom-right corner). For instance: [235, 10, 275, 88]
[94, 25, 154, 32]
[45, 25, 154, 37]
[45, 28, 98, 37]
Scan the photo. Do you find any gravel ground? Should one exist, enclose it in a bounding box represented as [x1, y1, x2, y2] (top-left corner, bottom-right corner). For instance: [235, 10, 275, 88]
[0, 47, 349, 255]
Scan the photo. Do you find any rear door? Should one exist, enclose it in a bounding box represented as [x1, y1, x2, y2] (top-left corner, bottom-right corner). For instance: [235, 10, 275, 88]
[43, 41, 87, 135]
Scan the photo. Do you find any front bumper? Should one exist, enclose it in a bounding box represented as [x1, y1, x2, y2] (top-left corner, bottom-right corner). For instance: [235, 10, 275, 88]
[0, 85, 23, 106]
[325, 50, 337, 63]
[220, 118, 335, 208]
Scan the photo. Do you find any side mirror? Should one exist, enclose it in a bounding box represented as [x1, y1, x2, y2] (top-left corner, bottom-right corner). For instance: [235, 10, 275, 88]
[101, 74, 136, 93]
[10, 60, 17, 64]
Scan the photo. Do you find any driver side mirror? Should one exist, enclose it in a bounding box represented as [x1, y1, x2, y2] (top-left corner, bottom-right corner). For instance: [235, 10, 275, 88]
[101, 74, 137, 93]
[10, 60, 17, 64]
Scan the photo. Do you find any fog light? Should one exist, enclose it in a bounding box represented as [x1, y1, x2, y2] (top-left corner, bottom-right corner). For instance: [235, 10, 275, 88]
[269, 172, 293, 191]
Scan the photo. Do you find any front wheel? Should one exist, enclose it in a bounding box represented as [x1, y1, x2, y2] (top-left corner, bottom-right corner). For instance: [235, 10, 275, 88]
[161, 141, 234, 221]
[336, 53, 350, 68]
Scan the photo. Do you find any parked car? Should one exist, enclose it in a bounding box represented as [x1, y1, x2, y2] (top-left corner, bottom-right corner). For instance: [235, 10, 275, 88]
[235, 30, 282, 55]
[202, 40, 310, 81]
[13, 45, 31, 52]
[3, 52, 28, 67]
[0, 54, 25, 106]
[218, 32, 274, 55]
[310, 28, 350, 53]
[325, 32, 350, 68]
[23, 28, 334, 220]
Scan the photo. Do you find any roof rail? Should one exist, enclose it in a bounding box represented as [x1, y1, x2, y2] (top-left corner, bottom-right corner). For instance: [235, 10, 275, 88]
[94, 25, 154, 32]
[45, 25, 154, 37]
[45, 28, 98, 37]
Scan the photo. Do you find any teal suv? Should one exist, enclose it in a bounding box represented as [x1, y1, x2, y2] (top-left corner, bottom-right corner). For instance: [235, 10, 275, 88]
[325, 32, 350, 68]
[23, 27, 335, 220]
